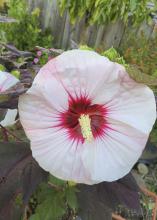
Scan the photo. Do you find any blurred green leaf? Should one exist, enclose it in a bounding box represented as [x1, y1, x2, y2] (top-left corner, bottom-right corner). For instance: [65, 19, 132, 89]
[58, 0, 156, 25]
[30, 185, 66, 220]
[130, 0, 137, 11]
[65, 186, 78, 210]
[0, 64, 5, 71]
[49, 174, 66, 187]
[0, 0, 53, 50]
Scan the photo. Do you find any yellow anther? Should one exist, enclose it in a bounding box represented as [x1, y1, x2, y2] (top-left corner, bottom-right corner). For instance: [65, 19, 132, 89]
[78, 114, 93, 142]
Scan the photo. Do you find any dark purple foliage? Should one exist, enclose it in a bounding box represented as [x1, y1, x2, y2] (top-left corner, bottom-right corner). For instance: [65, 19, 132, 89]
[0, 142, 48, 220]
[0, 109, 6, 121]
[1, 44, 33, 57]
[77, 173, 142, 220]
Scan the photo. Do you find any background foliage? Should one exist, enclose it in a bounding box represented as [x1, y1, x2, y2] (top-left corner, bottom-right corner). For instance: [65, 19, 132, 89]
[58, 0, 157, 25]
[0, 0, 53, 50]
[121, 31, 157, 78]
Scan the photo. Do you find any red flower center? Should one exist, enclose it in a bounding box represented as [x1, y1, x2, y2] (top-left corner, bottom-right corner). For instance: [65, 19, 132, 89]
[58, 95, 108, 143]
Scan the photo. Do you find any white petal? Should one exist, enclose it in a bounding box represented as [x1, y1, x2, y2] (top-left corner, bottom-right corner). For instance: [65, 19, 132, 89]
[19, 49, 156, 184]
[82, 119, 148, 183]
[24, 117, 148, 184]
[103, 72, 156, 134]
[19, 85, 62, 132]
[19, 84, 94, 184]
[0, 71, 19, 127]
[19, 83, 92, 183]
[30, 65, 69, 111]
[52, 49, 120, 99]
[0, 71, 19, 92]
[20, 107, 92, 184]
[30, 129, 92, 184]
[0, 109, 17, 127]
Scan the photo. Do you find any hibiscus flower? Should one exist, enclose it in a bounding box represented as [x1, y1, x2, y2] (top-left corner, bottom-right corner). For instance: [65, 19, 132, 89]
[0, 71, 18, 127]
[19, 50, 156, 185]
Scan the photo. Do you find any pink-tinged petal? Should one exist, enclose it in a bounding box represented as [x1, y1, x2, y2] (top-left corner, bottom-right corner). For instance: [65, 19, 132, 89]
[19, 49, 156, 184]
[31, 65, 69, 111]
[0, 71, 19, 127]
[41, 49, 119, 99]
[19, 84, 66, 132]
[30, 129, 92, 184]
[0, 71, 19, 92]
[19, 87, 91, 183]
[92, 63, 126, 104]
[81, 118, 148, 183]
[98, 67, 156, 134]
[19, 97, 93, 183]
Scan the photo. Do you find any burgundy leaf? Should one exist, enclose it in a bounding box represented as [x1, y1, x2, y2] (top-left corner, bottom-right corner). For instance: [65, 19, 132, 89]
[0, 109, 7, 121]
[77, 173, 142, 220]
[77, 184, 112, 220]
[0, 82, 27, 96]
[0, 57, 16, 71]
[0, 142, 48, 220]
[0, 97, 19, 109]
[20, 69, 33, 87]
[1, 43, 33, 57]
[139, 141, 157, 164]
[98, 173, 141, 212]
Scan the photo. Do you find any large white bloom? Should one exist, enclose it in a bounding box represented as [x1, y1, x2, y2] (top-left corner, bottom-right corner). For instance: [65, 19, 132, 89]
[0, 71, 18, 127]
[18, 50, 156, 185]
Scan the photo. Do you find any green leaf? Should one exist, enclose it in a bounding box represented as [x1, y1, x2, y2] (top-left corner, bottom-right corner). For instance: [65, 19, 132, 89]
[0, 64, 5, 71]
[30, 197, 65, 220]
[11, 70, 20, 79]
[30, 184, 66, 220]
[49, 174, 66, 187]
[1, 0, 53, 50]
[58, 0, 151, 26]
[102, 47, 128, 67]
[130, 0, 137, 12]
[65, 186, 78, 210]
[102, 47, 119, 60]
[29, 213, 40, 220]
[79, 45, 94, 51]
